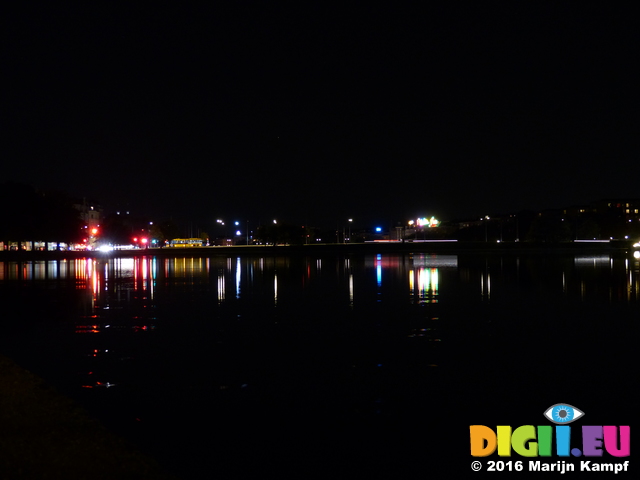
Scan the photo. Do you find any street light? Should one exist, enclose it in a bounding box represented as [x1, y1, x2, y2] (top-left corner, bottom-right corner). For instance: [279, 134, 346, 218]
[484, 215, 490, 242]
[216, 219, 227, 245]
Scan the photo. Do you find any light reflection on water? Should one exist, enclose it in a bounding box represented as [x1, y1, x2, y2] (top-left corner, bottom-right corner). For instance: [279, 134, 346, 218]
[1, 252, 640, 477]
[5, 252, 640, 307]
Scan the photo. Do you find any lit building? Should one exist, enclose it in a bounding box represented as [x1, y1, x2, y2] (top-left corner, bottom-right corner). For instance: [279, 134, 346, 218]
[73, 198, 102, 230]
[73, 198, 102, 248]
[590, 199, 640, 220]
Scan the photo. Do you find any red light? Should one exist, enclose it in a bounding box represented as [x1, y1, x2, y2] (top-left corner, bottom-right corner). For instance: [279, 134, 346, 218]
[91, 228, 98, 235]
[141, 238, 148, 244]
[133, 237, 138, 242]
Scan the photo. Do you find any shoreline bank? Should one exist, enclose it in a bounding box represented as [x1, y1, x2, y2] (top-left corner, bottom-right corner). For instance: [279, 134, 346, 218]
[0, 240, 634, 260]
[0, 355, 176, 480]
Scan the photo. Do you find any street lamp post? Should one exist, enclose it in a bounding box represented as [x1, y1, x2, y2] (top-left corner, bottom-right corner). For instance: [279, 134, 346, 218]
[273, 220, 277, 246]
[484, 215, 490, 242]
[216, 219, 226, 245]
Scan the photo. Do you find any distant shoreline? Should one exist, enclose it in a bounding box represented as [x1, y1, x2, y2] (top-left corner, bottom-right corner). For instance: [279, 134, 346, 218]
[0, 240, 634, 260]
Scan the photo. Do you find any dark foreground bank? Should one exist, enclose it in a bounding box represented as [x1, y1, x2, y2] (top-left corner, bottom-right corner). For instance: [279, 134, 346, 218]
[0, 354, 176, 480]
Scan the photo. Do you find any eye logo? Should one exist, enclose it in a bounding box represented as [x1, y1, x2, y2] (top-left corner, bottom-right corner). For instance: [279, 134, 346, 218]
[543, 403, 584, 424]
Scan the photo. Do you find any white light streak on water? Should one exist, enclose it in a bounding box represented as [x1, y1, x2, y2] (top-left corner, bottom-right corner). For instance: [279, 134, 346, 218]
[274, 273, 278, 305]
[349, 273, 354, 307]
[236, 257, 241, 298]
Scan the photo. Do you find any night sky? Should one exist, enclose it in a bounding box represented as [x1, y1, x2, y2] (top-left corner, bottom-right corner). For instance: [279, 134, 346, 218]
[3, 3, 640, 230]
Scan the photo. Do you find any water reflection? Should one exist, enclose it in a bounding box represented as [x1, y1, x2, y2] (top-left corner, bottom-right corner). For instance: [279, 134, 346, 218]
[0, 259, 69, 281]
[235, 257, 241, 298]
[274, 273, 278, 305]
[2, 251, 640, 477]
[5, 253, 640, 306]
[217, 269, 225, 303]
[414, 268, 438, 303]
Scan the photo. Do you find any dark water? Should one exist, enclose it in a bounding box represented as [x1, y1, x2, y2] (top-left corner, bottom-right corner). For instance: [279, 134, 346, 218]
[1, 252, 638, 478]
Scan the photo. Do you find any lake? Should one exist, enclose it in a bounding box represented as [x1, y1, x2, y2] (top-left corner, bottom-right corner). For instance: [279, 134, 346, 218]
[0, 251, 637, 477]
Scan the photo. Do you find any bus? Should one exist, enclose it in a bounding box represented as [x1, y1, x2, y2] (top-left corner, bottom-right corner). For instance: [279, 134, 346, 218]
[168, 238, 205, 247]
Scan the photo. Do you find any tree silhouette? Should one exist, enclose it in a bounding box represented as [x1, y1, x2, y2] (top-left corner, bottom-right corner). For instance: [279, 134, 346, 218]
[0, 182, 82, 249]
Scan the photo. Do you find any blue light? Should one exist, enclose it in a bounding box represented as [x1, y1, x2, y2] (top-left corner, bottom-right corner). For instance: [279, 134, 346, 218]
[375, 227, 382, 232]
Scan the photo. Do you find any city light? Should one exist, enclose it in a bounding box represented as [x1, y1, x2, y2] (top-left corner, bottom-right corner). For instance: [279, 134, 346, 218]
[414, 217, 440, 227]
